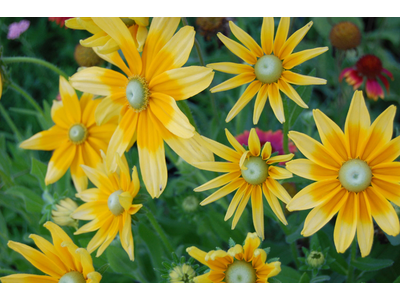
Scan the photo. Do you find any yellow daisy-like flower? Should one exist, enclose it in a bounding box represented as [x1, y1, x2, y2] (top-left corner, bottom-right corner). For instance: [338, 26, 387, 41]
[66, 17, 149, 53]
[194, 128, 294, 239]
[187, 232, 281, 283]
[72, 151, 142, 261]
[286, 90, 400, 257]
[19, 76, 117, 193]
[208, 18, 328, 124]
[70, 17, 214, 198]
[0, 221, 101, 283]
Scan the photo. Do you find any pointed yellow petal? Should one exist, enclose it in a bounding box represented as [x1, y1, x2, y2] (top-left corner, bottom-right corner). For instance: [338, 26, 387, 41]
[281, 71, 327, 85]
[368, 135, 400, 166]
[283, 47, 329, 70]
[334, 193, 358, 253]
[247, 128, 261, 156]
[266, 153, 294, 164]
[357, 192, 374, 257]
[45, 142, 76, 186]
[195, 171, 241, 192]
[186, 246, 208, 267]
[261, 17, 274, 55]
[229, 21, 263, 57]
[51, 100, 70, 129]
[92, 46, 132, 77]
[119, 213, 134, 261]
[94, 93, 126, 126]
[286, 159, 338, 181]
[20, 126, 67, 150]
[80, 165, 114, 194]
[371, 162, 400, 183]
[217, 32, 257, 65]
[232, 185, 252, 229]
[225, 128, 246, 154]
[371, 178, 400, 207]
[207, 62, 254, 74]
[273, 17, 290, 56]
[59, 76, 81, 124]
[225, 183, 247, 221]
[265, 177, 291, 204]
[193, 161, 240, 173]
[262, 182, 287, 225]
[279, 21, 313, 59]
[70, 145, 88, 193]
[268, 166, 292, 180]
[253, 84, 269, 125]
[200, 178, 243, 206]
[261, 142, 272, 160]
[243, 232, 261, 262]
[200, 135, 241, 162]
[0, 274, 58, 283]
[278, 78, 308, 108]
[268, 82, 285, 123]
[251, 185, 264, 239]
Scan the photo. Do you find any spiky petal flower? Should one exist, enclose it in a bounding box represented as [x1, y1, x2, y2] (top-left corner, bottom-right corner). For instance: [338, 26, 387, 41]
[66, 17, 149, 53]
[20, 76, 117, 192]
[208, 18, 328, 124]
[0, 222, 101, 283]
[72, 152, 142, 261]
[340, 54, 394, 101]
[194, 128, 294, 239]
[187, 232, 281, 283]
[70, 17, 214, 198]
[286, 90, 400, 257]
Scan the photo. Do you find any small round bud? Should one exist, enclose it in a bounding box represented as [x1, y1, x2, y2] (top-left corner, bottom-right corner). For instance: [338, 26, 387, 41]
[306, 251, 325, 268]
[329, 21, 361, 50]
[74, 44, 104, 67]
[182, 196, 199, 213]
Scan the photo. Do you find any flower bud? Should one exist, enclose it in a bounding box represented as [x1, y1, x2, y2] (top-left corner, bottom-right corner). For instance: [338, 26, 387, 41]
[74, 44, 103, 67]
[52, 198, 78, 228]
[329, 21, 361, 50]
[306, 251, 325, 268]
[169, 263, 196, 283]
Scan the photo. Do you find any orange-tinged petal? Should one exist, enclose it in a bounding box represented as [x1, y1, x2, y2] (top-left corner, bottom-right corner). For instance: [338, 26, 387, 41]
[371, 162, 400, 183]
[20, 126, 67, 151]
[302, 188, 348, 236]
[88, 123, 117, 143]
[251, 185, 264, 239]
[210, 72, 256, 93]
[243, 232, 261, 262]
[82, 141, 102, 169]
[279, 21, 313, 60]
[217, 32, 257, 65]
[226, 81, 262, 122]
[70, 144, 88, 193]
[282, 47, 329, 70]
[281, 71, 327, 85]
[0, 274, 58, 283]
[150, 66, 214, 101]
[51, 100, 70, 129]
[287, 180, 342, 211]
[229, 21, 263, 57]
[92, 17, 142, 75]
[59, 76, 81, 124]
[80, 94, 98, 127]
[368, 135, 400, 166]
[120, 213, 134, 261]
[366, 187, 400, 236]
[207, 62, 254, 74]
[371, 178, 400, 207]
[45, 142, 76, 186]
[186, 246, 208, 268]
[288, 131, 341, 170]
[268, 82, 285, 123]
[261, 17, 274, 55]
[357, 192, 374, 257]
[200, 178, 243, 206]
[253, 84, 269, 124]
[149, 92, 194, 139]
[286, 159, 338, 181]
[262, 182, 287, 225]
[137, 110, 167, 198]
[94, 93, 126, 125]
[278, 78, 308, 108]
[334, 193, 358, 253]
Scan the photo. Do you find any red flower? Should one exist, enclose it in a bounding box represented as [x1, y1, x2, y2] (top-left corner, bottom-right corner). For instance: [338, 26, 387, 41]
[48, 17, 72, 28]
[236, 128, 296, 165]
[340, 54, 393, 101]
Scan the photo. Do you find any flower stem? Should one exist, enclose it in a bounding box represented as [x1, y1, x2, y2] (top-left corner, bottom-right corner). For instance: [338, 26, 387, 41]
[346, 239, 357, 283]
[0, 103, 23, 141]
[9, 82, 44, 115]
[2, 56, 68, 78]
[283, 97, 290, 154]
[145, 208, 174, 253]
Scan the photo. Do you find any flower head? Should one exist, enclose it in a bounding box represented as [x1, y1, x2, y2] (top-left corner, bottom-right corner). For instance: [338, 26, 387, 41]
[169, 264, 197, 283]
[74, 44, 104, 67]
[0, 222, 101, 283]
[48, 17, 72, 28]
[208, 18, 328, 124]
[52, 198, 79, 228]
[7, 20, 30, 40]
[329, 21, 361, 50]
[70, 17, 214, 198]
[194, 128, 294, 239]
[340, 54, 394, 101]
[66, 17, 149, 53]
[196, 17, 230, 41]
[20, 76, 117, 192]
[72, 151, 142, 261]
[286, 90, 400, 257]
[187, 232, 281, 283]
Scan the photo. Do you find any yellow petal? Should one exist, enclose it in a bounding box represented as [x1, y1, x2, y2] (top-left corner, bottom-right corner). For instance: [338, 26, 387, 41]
[266, 153, 294, 164]
[261, 142, 272, 160]
[0, 274, 58, 283]
[268, 166, 292, 180]
[265, 177, 292, 204]
[282, 47, 329, 70]
[20, 126, 67, 151]
[273, 17, 290, 56]
[226, 81, 262, 122]
[253, 84, 269, 125]
[371, 162, 400, 183]
[286, 159, 338, 181]
[51, 100, 70, 129]
[247, 128, 261, 156]
[225, 183, 248, 221]
[92, 46, 132, 77]
[334, 193, 358, 253]
[193, 161, 240, 173]
[186, 246, 208, 267]
[262, 182, 287, 225]
[217, 32, 257, 65]
[200, 135, 241, 162]
[243, 232, 261, 262]
[207, 62, 254, 74]
[368, 135, 400, 166]
[195, 172, 242, 193]
[200, 178, 243, 206]
[371, 178, 400, 207]
[70, 145, 88, 193]
[357, 192, 374, 257]
[278, 78, 308, 108]
[279, 21, 313, 59]
[119, 213, 134, 261]
[210, 72, 256, 93]
[225, 128, 246, 154]
[229, 21, 263, 57]
[251, 185, 264, 239]
[268, 82, 285, 123]
[80, 165, 114, 194]
[94, 93, 126, 126]
[261, 17, 274, 55]
[232, 185, 252, 229]
[45, 142, 76, 186]
[59, 76, 81, 124]
[281, 71, 327, 85]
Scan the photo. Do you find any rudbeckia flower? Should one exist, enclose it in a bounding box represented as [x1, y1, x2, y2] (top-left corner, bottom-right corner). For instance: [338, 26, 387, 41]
[208, 18, 328, 124]
[72, 152, 142, 261]
[70, 17, 214, 198]
[194, 128, 294, 239]
[340, 54, 394, 101]
[286, 90, 400, 257]
[0, 222, 101, 283]
[187, 232, 281, 283]
[66, 17, 149, 53]
[20, 76, 117, 192]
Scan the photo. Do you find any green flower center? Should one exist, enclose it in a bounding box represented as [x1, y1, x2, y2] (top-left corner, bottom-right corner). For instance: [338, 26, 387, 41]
[68, 124, 88, 144]
[254, 55, 283, 84]
[241, 156, 269, 185]
[338, 159, 372, 193]
[59, 271, 86, 283]
[225, 260, 257, 283]
[126, 76, 149, 112]
[107, 190, 125, 216]
[182, 196, 199, 213]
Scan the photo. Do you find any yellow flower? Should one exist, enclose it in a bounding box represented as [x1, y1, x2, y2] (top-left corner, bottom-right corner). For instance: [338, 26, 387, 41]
[72, 151, 142, 261]
[187, 232, 281, 283]
[194, 128, 293, 239]
[208, 18, 328, 124]
[0, 221, 101, 283]
[19, 76, 117, 192]
[66, 17, 149, 53]
[52, 198, 79, 228]
[286, 90, 400, 257]
[169, 264, 196, 283]
[70, 17, 214, 198]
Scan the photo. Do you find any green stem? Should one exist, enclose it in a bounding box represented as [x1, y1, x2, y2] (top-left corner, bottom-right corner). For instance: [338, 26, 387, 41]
[0, 268, 19, 275]
[9, 82, 44, 115]
[0, 103, 23, 141]
[347, 239, 357, 283]
[145, 208, 174, 253]
[2, 56, 68, 78]
[283, 97, 290, 154]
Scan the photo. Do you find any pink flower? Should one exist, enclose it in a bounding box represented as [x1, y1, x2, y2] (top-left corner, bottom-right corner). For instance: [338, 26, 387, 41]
[236, 128, 296, 165]
[7, 20, 30, 40]
[339, 54, 394, 101]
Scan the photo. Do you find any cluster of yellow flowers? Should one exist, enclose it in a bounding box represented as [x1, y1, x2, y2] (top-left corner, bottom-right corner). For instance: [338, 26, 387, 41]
[2, 17, 399, 284]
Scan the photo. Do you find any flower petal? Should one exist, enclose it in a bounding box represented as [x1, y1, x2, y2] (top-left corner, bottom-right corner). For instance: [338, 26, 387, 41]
[251, 185, 264, 239]
[283, 47, 329, 70]
[224, 182, 247, 221]
[59, 76, 81, 124]
[217, 32, 257, 65]
[334, 193, 358, 253]
[200, 178, 243, 206]
[70, 145, 88, 193]
[253, 84, 269, 125]
[248, 128, 261, 156]
[195, 171, 242, 192]
[201, 135, 241, 162]
[273, 17, 290, 57]
[357, 192, 374, 257]
[261, 17, 274, 55]
[20, 126, 67, 151]
[279, 21, 313, 59]
[229, 21, 263, 57]
[119, 213, 134, 261]
[286, 159, 338, 181]
[278, 78, 308, 108]
[268, 166, 292, 180]
[268, 82, 285, 124]
[210, 72, 256, 93]
[0, 274, 58, 283]
[371, 178, 400, 207]
[45, 142, 76, 186]
[207, 62, 254, 74]
[265, 177, 291, 204]
[262, 182, 287, 225]
[371, 162, 400, 183]
[232, 185, 252, 229]
[281, 71, 327, 85]
[225, 128, 246, 154]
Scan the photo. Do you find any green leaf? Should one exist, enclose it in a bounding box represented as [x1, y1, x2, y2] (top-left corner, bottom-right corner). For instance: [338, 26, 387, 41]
[317, 231, 348, 275]
[30, 157, 47, 191]
[311, 275, 330, 283]
[351, 257, 394, 272]
[393, 275, 400, 283]
[275, 266, 301, 283]
[228, 237, 236, 248]
[299, 272, 310, 283]
[106, 245, 137, 275]
[6, 186, 44, 213]
[385, 232, 400, 246]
